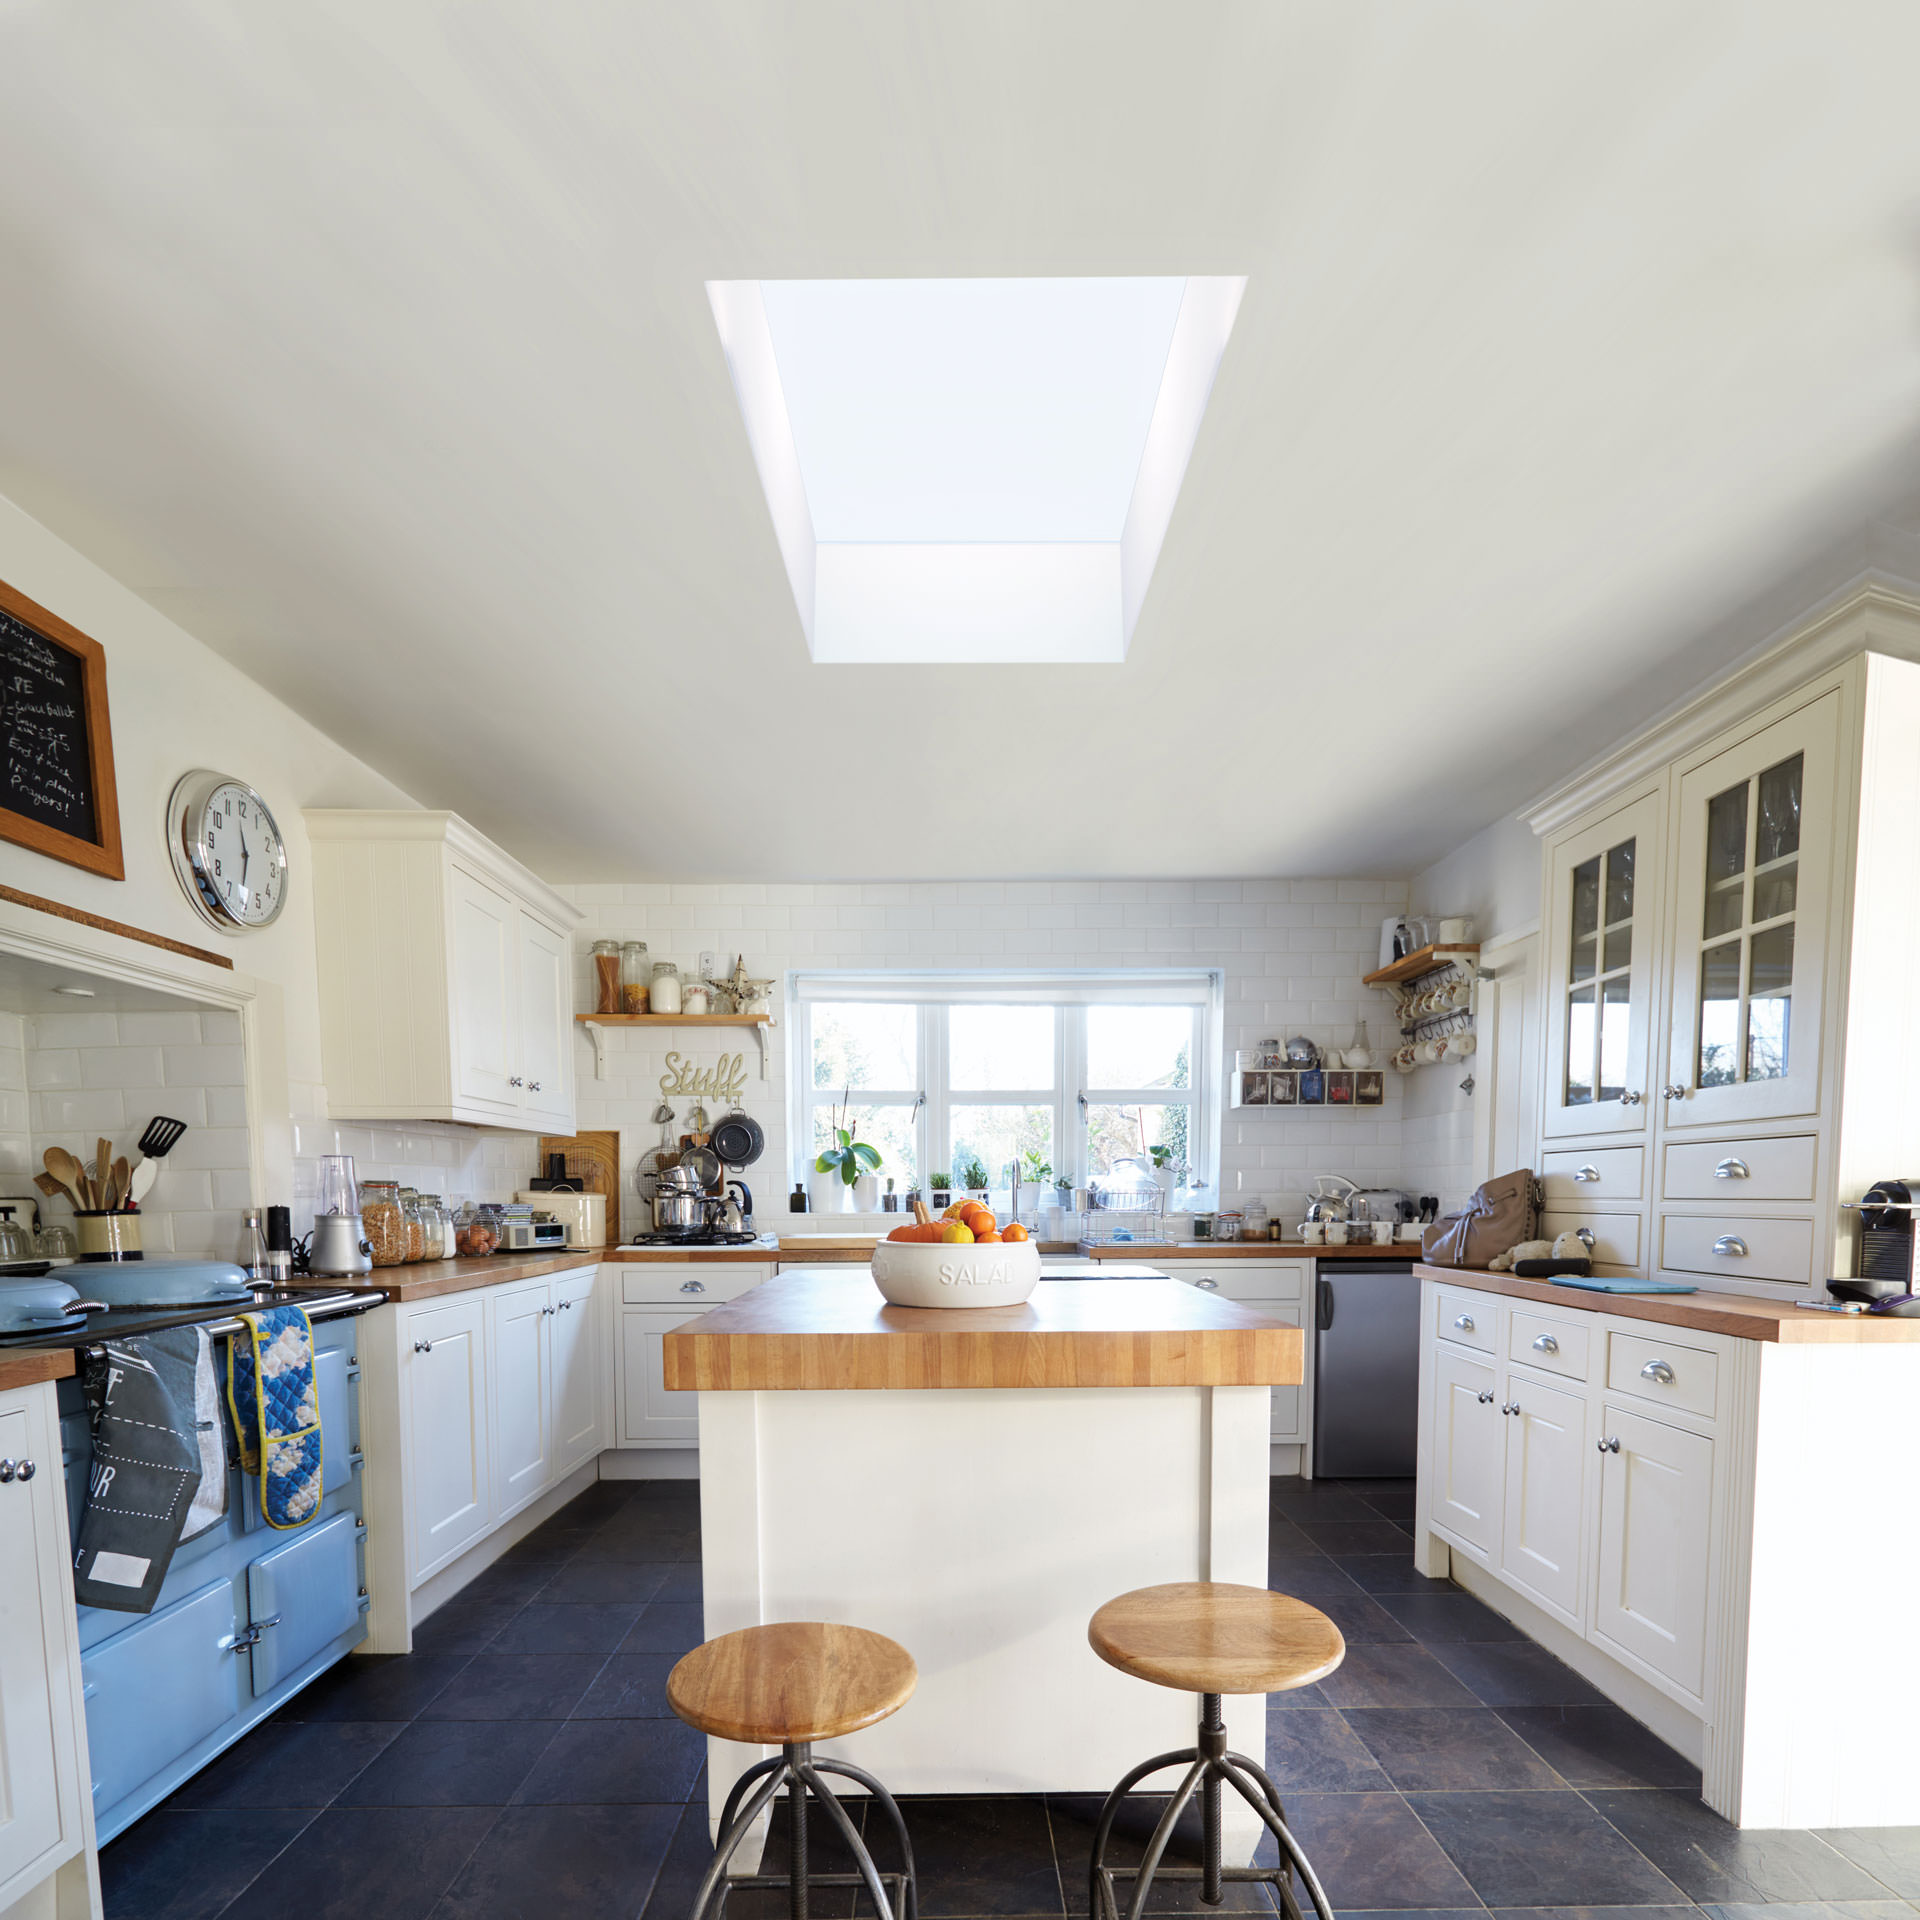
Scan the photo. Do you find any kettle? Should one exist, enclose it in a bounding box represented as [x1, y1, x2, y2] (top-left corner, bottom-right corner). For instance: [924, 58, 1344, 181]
[1304, 1173, 1358, 1223]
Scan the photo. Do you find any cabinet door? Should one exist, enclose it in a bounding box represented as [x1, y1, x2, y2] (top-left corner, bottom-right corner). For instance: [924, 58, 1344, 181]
[618, 1307, 701, 1446]
[1261, 1300, 1306, 1442]
[551, 1268, 603, 1478]
[1664, 691, 1840, 1129]
[0, 1404, 65, 1893]
[1429, 1344, 1502, 1557]
[1542, 789, 1665, 1138]
[405, 1297, 494, 1581]
[1592, 1402, 1714, 1699]
[449, 865, 520, 1115]
[517, 910, 573, 1128]
[489, 1280, 553, 1521]
[1498, 1371, 1587, 1624]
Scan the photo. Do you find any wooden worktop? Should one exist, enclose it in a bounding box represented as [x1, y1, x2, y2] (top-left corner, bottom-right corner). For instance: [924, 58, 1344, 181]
[1081, 1240, 1423, 1260]
[285, 1250, 593, 1305]
[1418, 1265, 1920, 1343]
[0, 1347, 75, 1390]
[662, 1270, 1303, 1392]
[610, 1238, 1080, 1264]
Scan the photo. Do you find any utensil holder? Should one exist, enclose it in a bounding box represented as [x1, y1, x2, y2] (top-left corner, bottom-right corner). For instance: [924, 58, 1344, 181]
[76, 1212, 142, 1261]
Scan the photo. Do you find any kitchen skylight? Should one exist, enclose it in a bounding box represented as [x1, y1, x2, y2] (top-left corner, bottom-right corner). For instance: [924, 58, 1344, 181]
[709, 276, 1245, 664]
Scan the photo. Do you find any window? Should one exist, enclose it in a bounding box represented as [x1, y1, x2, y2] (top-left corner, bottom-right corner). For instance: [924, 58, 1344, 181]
[793, 972, 1218, 1201]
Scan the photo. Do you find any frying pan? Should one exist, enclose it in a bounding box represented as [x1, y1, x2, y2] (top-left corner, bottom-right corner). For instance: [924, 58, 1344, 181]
[711, 1109, 765, 1168]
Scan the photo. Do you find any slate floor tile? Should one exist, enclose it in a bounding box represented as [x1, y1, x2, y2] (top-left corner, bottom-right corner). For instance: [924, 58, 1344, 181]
[1814, 1827, 1920, 1897]
[1427, 1640, 1605, 1708]
[281, 1652, 470, 1721]
[1354, 1485, 1418, 1524]
[1309, 1591, 1415, 1645]
[725, 1791, 879, 1920]
[652, 1562, 704, 1603]
[421, 1653, 607, 1722]
[1334, 1557, 1458, 1595]
[261, 1806, 499, 1920]
[571, 1651, 680, 1719]
[490, 1601, 644, 1657]
[430, 1802, 682, 1920]
[1264, 1711, 1394, 1791]
[1263, 1792, 1477, 1911]
[1408, 1789, 1687, 1908]
[620, 1601, 709, 1654]
[1343, 1708, 1563, 1791]
[1494, 1704, 1700, 1791]
[1316, 1643, 1482, 1710]
[1376, 1592, 1523, 1642]
[410, 1595, 524, 1656]
[1587, 1789, 1891, 1905]
[164, 1718, 402, 1809]
[1266, 1681, 1337, 1712]
[336, 1718, 562, 1806]
[1046, 1793, 1272, 1913]
[888, 1796, 1063, 1916]
[1488, 1909, 1699, 1920]
[516, 1716, 706, 1804]
[534, 1557, 673, 1605]
[101, 1809, 315, 1920]
[639, 1799, 723, 1920]
[1298, 1522, 1420, 1558]
[1695, 1903, 1918, 1920]
[1270, 1483, 1385, 1524]
[1266, 1548, 1365, 1597]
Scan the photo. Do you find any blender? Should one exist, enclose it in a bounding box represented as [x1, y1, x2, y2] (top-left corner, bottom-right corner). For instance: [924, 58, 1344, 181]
[310, 1153, 373, 1276]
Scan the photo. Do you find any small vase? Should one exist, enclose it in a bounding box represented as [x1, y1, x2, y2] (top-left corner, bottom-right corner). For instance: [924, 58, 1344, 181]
[809, 1167, 848, 1213]
[853, 1173, 880, 1211]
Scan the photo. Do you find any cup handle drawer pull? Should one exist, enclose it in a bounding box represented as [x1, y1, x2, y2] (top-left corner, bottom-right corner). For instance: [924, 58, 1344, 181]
[679, 1279, 707, 1294]
[1640, 1359, 1675, 1385]
[1712, 1235, 1748, 1257]
[1573, 1166, 1600, 1183]
[1453, 1314, 1475, 1332]
[1531, 1333, 1559, 1353]
[1195, 1277, 1218, 1290]
[1714, 1158, 1750, 1180]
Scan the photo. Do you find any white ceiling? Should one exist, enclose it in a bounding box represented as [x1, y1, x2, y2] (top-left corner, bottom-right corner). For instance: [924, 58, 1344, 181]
[2, 4, 1920, 881]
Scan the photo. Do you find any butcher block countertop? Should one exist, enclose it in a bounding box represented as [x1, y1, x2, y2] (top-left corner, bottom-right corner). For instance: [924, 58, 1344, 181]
[662, 1269, 1304, 1392]
[1419, 1264, 1920, 1343]
[285, 1250, 592, 1305]
[0, 1347, 75, 1390]
[1081, 1240, 1422, 1259]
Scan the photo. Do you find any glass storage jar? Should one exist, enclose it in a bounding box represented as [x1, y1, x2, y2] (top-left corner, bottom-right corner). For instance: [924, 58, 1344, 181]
[398, 1189, 426, 1262]
[417, 1194, 450, 1261]
[1240, 1201, 1268, 1241]
[620, 940, 650, 1014]
[649, 960, 682, 1016]
[362, 1182, 408, 1267]
[591, 938, 622, 1015]
[1212, 1210, 1244, 1244]
[453, 1199, 499, 1258]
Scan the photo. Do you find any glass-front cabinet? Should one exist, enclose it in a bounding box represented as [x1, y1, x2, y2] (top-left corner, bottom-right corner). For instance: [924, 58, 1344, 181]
[1663, 691, 1841, 1129]
[1542, 789, 1664, 1139]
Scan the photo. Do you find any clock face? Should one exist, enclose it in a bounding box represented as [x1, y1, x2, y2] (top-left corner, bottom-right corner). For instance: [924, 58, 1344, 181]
[168, 771, 289, 931]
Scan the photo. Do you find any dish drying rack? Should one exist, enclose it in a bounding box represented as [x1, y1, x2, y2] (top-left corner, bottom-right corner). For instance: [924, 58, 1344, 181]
[1077, 1184, 1168, 1245]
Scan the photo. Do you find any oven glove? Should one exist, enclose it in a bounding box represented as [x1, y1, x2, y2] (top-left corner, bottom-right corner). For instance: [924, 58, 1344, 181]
[227, 1304, 322, 1530]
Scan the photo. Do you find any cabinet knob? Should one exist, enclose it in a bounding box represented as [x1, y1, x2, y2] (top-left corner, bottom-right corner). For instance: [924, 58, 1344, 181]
[413, 1339, 433, 1354]
[542, 1304, 556, 1316]
[1476, 1389, 1495, 1404]
[0, 1458, 13, 1483]
[1619, 1090, 1643, 1107]
[559, 1298, 573, 1311]
[1502, 1401, 1520, 1416]
[16, 1459, 33, 1482]
[510, 1077, 524, 1089]
[1598, 1435, 1621, 1453]
[1662, 1083, 1687, 1101]
[1711, 1235, 1748, 1258]
[1195, 1277, 1218, 1291]
[529, 1081, 541, 1092]
[679, 1279, 706, 1294]
[1714, 1158, 1750, 1180]
[1573, 1166, 1600, 1183]
[1640, 1359, 1676, 1385]
[1532, 1333, 1559, 1354]
[1453, 1314, 1475, 1331]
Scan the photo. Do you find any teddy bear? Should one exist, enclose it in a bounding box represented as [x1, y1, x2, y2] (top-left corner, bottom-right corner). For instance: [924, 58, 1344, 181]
[1486, 1238, 1554, 1272]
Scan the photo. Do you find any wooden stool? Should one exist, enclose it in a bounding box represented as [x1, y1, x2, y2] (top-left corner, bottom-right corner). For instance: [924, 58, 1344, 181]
[1085, 1583, 1345, 1920]
[669, 1621, 919, 1920]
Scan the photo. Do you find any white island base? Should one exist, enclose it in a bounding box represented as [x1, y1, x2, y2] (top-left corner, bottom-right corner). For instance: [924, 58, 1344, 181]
[697, 1383, 1274, 1862]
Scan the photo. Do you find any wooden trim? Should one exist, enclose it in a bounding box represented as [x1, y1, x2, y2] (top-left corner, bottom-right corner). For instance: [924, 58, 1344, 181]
[0, 882, 233, 970]
[0, 575, 124, 881]
[575, 1013, 771, 1027]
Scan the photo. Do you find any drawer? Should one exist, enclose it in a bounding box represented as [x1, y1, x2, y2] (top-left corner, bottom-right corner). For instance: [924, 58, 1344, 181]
[1540, 1209, 1642, 1270]
[1659, 1212, 1816, 1287]
[1606, 1328, 1719, 1420]
[1663, 1135, 1817, 1203]
[1507, 1308, 1591, 1381]
[1183, 1262, 1307, 1303]
[1542, 1146, 1645, 1208]
[1434, 1286, 1494, 1351]
[619, 1261, 771, 1306]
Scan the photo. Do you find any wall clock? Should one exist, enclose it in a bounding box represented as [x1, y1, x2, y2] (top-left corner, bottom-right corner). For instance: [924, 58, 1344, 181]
[166, 770, 289, 932]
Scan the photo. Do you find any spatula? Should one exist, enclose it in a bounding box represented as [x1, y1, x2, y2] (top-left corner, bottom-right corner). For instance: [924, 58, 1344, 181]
[128, 1157, 159, 1208]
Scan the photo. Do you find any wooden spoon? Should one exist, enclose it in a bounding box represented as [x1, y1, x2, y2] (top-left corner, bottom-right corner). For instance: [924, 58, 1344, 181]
[108, 1157, 130, 1212]
[34, 1171, 77, 1209]
[96, 1139, 113, 1211]
[44, 1147, 90, 1209]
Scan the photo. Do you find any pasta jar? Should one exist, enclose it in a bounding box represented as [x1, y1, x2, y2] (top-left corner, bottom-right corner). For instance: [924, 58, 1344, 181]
[362, 1182, 408, 1267]
[398, 1189, 426, 1263]
[418, 1194, 450, 1261]
[649, 960, 682, 1016]
[620, 940, 650, 1014]
[590, 939, 621, 1015]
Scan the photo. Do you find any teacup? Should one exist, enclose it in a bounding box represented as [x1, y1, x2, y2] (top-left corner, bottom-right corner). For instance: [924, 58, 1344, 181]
[1326, 1221, 1350, 1246]
[1452, 1030, 1477, 1057]
[1416, 1038, 1443, 1065]
[1299, 1220, 1325, 1245]
[1370, 1221, 1394, 1246]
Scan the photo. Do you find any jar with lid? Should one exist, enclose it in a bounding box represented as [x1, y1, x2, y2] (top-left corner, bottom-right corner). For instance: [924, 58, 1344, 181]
[1213, 1210, 1244, 1244]
[591, 939, 621, 1015]
[453, 1199, 500, 1258]
[362, 1181, 408, 1267]
[398, 1189, 426, 1263]
[417, 1194, 450, 1261]
[681, 978, 711, 1016]
[650, 960, 682, 1016]
[1240, 1201, 1268, 1242]
[620, 941, 650, 1014]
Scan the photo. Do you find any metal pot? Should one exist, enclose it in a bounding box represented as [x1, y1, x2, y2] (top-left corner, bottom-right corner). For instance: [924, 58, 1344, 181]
[0, 1274, 107, 1334]
[656, 1164, 703, 1195]
[652, 1190, 709, 1235]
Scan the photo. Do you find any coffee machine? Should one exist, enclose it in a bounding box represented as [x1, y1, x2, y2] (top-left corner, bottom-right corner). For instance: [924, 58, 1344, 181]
[1831, 1177, 1920, 1304]
[309, 1153, 373, 1277]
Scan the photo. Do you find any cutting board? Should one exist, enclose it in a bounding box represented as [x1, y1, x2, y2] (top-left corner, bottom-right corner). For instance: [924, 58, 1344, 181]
[779, 1234, 886, 1251]
[537, 1131, 621, 1246]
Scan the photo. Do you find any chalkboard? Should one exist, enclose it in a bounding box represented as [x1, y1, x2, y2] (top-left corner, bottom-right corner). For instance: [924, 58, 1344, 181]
[0, 579, 123, 881]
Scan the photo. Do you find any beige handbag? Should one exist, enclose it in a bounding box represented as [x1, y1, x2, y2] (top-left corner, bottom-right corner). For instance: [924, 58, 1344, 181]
[1421, 1169, 1542, 1269]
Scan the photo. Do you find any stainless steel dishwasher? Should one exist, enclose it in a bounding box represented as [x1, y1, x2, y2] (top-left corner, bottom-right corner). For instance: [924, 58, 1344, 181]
[1312, 1259, 1420, 1477]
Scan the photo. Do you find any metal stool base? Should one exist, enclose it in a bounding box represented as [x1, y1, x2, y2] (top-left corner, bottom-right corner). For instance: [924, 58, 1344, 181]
[690, 1742, 918, 1920]
[1088, 1696, 1335, 1920]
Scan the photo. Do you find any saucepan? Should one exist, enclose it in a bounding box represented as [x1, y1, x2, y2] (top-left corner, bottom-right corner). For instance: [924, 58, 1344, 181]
[0, 1274, 107, 1335]
[652, 1190, 709, 1235]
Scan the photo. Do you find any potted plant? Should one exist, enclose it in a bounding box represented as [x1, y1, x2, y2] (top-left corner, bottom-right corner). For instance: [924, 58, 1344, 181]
[930, 1177, 953, 1212]
[810, 1088, 880, 1213]
[1148, 1144, 1181, 1200]
[959, 1155, 989, 1202]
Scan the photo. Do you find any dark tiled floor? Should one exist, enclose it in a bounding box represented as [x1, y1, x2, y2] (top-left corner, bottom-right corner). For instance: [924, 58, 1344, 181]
[99, 1477, 1920, 1920]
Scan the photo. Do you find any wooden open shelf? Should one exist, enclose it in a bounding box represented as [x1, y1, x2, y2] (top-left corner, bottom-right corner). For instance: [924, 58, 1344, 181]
[1362, 943, 1480, 989]
[575, 1013, 771, 1027]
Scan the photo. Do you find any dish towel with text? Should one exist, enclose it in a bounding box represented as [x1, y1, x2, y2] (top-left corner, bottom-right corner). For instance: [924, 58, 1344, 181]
[227, 1304, 323, 1529]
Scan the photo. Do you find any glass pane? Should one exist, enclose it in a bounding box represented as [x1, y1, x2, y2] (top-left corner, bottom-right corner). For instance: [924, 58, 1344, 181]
[1086, 1006, 1192, 1090]
[1565, 987, 1595, 1106]
[1604, 839, 1635, 925]
[948, 1105, 1052, 1193]
[1755, 753, 1803, 865]
[948, 1005, 1055, 1091]
[1746, 923, 1795, 1084]
[1085, 1102, 1188, 1179]
[1602, 925, 1631, 973]
[1703, 781, 1749, 940]
[1697, 940, 1742, 1088]
[1571, 937, 1597, 985]
[1570, 856, 1600, 943]
[1753, 858, 1797, 924]
[811, 1003, 917, 1090]
[813, 1103, 919, 1192]
[1599, 976, 1630, 1102]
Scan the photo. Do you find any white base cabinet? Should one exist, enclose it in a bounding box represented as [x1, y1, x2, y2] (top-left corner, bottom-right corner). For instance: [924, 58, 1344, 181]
[1159, 1261, 1312, 1446]
[614, 1263, 773, 1450]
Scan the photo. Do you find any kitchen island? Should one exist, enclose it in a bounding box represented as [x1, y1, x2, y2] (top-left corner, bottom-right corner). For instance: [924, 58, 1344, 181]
[665, 1269, 1301, 1857]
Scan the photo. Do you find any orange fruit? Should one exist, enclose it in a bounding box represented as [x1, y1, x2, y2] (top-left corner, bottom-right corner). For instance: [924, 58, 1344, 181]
[1002, 1222, 1030, 1242]
[964, 1208, 997, 1236]
[975, 1230, 1003, 1243]
[943, 1204, 970, 1221]
[939, 1221, 975, 1244]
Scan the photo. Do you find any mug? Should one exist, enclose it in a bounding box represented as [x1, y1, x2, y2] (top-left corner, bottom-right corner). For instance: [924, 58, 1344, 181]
[1398, 1222, 1423, 1242]
[1326, 1221, 1350, 1246]
[1453, 1031, 1477, 1056]
[1370, 1221, 1394, 1246]
[1299, 1220, 1325, 1245]
[1416, 1038, 1443, 1065]
[1439, 917, 1469, 944]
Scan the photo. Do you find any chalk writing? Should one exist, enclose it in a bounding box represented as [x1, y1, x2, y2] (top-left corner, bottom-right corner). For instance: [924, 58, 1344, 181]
[0, 607, 96, 843]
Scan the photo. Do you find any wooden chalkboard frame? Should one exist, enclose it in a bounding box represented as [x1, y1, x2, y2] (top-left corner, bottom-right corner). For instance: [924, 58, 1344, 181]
[0, 576, 123, 881]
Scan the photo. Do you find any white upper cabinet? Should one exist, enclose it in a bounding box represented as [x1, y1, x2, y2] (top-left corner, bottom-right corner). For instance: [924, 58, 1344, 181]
[309, 811, 582, 1130]
[1662, 692, 1840, 1130]
[1543, 788, 1665, 1139]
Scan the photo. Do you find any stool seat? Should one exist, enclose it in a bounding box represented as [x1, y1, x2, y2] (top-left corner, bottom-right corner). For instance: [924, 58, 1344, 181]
[668, 1621, 918, 1744]
[1088, 1582, 1344, 1695]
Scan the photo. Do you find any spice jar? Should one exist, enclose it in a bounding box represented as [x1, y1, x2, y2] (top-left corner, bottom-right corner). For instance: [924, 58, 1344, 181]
[591, 939, 621, 1015]
[362, 1182, 408, 1267]
[453, 1200, 500, 1258]
[620, 940, 650, 1015]
[650, 959, 682, 1016]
